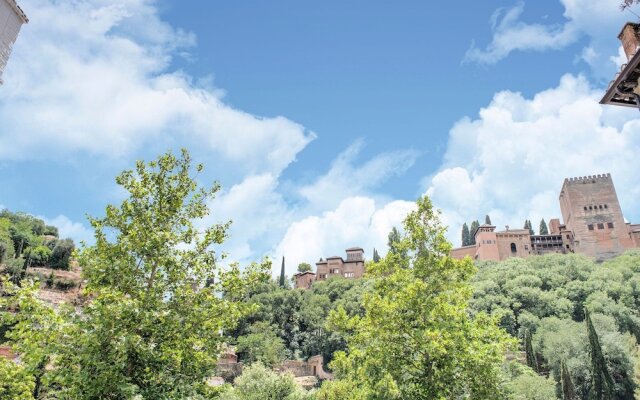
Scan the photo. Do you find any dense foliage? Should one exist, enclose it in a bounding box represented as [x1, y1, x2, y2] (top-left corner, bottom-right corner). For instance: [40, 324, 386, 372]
[472, 251, 640, 399]
[0, 209, 73, 271]
[1, 150, 268, 399]
[230, 276, 368, 367]
[319, 197, 513, 399]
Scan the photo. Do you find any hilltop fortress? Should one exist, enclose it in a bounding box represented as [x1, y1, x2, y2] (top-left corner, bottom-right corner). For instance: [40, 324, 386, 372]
[451, 174, 640, 262]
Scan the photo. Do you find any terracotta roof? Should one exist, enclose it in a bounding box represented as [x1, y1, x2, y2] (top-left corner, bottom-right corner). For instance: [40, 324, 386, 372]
[294, 271, 316, 277]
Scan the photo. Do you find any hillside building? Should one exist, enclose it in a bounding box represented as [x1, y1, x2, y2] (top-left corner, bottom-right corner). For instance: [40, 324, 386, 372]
[0, 0, 28, 84]
[294, 247, 365, 289]
[451, 174, 640, 262]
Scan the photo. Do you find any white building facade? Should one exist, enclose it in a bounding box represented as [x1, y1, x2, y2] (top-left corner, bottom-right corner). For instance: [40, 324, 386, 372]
[0, 0, 28, 84]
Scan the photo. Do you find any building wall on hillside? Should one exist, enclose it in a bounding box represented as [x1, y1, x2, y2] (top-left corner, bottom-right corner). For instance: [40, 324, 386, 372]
[560, 174, 634, 261]
[495, 230, 531, 260]
[294, 272, 316, 289]
[450, 245, 476, 260]
[475, 227, 499, 261]
[629, 224, 640, 248]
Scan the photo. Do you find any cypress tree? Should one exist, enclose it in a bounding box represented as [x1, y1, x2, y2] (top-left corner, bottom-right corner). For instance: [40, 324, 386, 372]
[373, 248, 381, 263]
[469, 220, 480, 245]
[539, 218, 549, 235]
[524, 329, 538, 373]
[524, 219, 535, 235]
[461, 223, 470, 246]
[561, 359, 576, 400]
[485, 214, 492, 225]
[586, 310, 615, 399]
[279, 256, 286, 287]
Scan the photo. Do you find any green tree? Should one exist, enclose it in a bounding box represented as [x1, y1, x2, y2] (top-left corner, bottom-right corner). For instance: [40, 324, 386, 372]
[220, 363, 313, 400]
[236, 321, 287, 367]
[0, 357, 35, 400]
[2, 150, 268, 398]
[279, 256, 286, 287]
[470, 220, 480, 245]
[523, 219, 535, 235]
[297, 262, 312, 273]
[485, 214, 492, 225]
[524, 329, 538, 373]
[48, 239, 74, 270]
[462, 222, 470, 246]
[387, 226, 405, 259]
[586, 310, 615, 400]
[322, 197, 513, 399]
[561, 359, 576, 400]
[539, 219, 549, 235]
[372, 248, 380, 263]
[29, 246, 51, 268]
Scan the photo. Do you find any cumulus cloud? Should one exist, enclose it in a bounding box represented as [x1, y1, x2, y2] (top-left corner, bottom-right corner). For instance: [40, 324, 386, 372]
[41, 214, 94, 244]
[299, 140, 418, 211]
[0, 0, 313, 175]
[425, 74, 640, 246]
[465, 0, 627, 74]
[274, 197, 416, 276]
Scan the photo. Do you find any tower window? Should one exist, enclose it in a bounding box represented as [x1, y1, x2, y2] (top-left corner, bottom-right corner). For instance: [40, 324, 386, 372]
[608, 222, 614, 229]
[510, 243, 517, 253]
[588, 224, 594, 231]
[599, 205, 603, 209]
[604, 204, 608, 209]
[597, 223, 604, 230]
[584, 206, 587, 211]
[589, 206, 593, 210]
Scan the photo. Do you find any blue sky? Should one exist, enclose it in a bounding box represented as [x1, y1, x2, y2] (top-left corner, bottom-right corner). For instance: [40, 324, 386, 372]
[1, 0, 639, 275]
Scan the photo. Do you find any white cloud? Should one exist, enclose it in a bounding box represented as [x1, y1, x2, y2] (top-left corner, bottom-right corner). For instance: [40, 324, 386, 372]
[466, 2, 577, 64]
[425, 74, 640, 246]
[0, 0, 314, 175]
[274, 197, 416, 276]
[41, 214, 94, 244]
[299, 140, 418, 211]
[465, 0, 627, 74]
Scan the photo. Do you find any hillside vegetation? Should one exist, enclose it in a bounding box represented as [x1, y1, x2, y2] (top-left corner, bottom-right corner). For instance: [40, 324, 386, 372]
[1, 150, 638, 400]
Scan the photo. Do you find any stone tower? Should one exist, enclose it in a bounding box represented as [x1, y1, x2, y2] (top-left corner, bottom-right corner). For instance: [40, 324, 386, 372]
[559, 174, 634, 261]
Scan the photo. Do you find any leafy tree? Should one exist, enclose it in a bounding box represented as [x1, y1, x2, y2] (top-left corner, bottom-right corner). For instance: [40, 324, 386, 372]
[297, 262, 312, 273]
[2, 150, 269, 398]
[29, 246, 51, 268]
[561, 359, 576, 400]
[502, 361, 557, 400]
[236, 321, 287, 367]
[372, 248, 380, 263]
[622, 0, 640, 9]
[539, 219, 549, 235]
[524, 329, 538, 373]
[322, 197, 513, 399]
[42, 225, 58, 237]
[387, 226, 406, 259]
[220, 363, 313, 400]
[485, 214, 492, 225]
[48, 239, 74, 270]
[470, 220, 480, 245]
[0, 357, 35, 400]
[461, 222, 470, 246]
[586, 310, 615, 399]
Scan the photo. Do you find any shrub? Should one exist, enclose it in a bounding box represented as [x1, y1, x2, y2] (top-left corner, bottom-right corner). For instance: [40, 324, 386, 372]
[30, 246, 52, 267]
[49, 239, 74, 270]
[54, 278, 77, 291]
